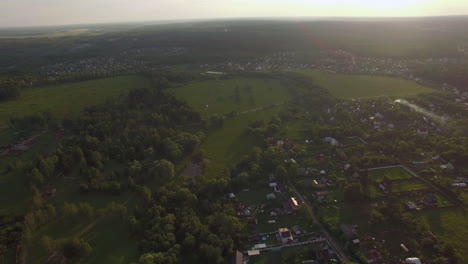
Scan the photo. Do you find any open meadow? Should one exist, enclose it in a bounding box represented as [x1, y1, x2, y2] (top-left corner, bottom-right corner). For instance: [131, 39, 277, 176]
[296, 70, 433, 99]
[0, 75, 150, 126]
[417, 208, 468, 257]
[367, 167, 414, 181]
[170, 78, 288, 116]
[170, 77, 291, 179]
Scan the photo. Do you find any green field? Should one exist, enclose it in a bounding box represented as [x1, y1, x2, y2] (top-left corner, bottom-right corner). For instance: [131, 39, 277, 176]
[170, 77, 290, 179]
[368, 167, 414, 181]
[417, 208, 468, 257]
[296, 70, 433, 99]
[392, 178, 428, 192]
[0, 75, 151, 126]
[28, 213, 137, 264]
[170, 78, 288, 116]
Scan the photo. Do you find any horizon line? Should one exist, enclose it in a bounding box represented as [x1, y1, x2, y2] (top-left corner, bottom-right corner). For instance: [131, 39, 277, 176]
[1, 14, 468, 30]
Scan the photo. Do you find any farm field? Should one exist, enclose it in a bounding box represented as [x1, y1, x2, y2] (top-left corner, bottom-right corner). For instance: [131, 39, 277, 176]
[296, 70, 433, 99]
[170, 77, 291, 179]
[0, 75, 151, 126]
[417, 208, 468, 257]
[367, 167, 413, 181]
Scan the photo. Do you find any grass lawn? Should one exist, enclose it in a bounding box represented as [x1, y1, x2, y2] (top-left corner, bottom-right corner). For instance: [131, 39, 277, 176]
[392, 178, 429, 192]
[28, 214, 137, 264]
[368, 167, 413, 181]
[0, 75, 150, 126]
[250, 244, 321, 264]
[296, 70, 433, 99]
[237, 188, 272, 204]
[169, 78, 288, 116]
[170, 77, 291, 179]
[416, 208, 468, 256]
[82, 217, 139, 264]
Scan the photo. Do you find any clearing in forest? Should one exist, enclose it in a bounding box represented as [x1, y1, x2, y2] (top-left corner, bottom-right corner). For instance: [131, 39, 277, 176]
[170, 77, 290, 179]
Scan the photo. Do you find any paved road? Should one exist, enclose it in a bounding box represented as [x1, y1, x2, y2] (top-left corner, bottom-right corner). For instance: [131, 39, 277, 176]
[290, 184, 350, 263]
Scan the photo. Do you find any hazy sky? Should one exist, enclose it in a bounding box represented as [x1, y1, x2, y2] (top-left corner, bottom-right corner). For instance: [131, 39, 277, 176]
[1, 0, 468, 27]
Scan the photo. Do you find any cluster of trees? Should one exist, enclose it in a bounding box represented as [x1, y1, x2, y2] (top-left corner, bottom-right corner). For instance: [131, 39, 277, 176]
[41, 236, 92, 262]
[129, 183, 244, 264]
[0, 215, 22, 256]
[0, 86, 20, 101]
[5, 84, 248, 263]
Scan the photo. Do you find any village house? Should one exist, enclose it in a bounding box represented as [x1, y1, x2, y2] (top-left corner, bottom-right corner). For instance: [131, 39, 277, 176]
[229, 250, 244, 264]
[405, 201, 417, 210]
[313, 191, 328, 202]
[278, 228, 293, 244]
[422, 193, 438, 207]
[323, 137, 339, 146]
[247, 217, 258, 225]
[366, 249, 383, 264]
[288, 197, 300, 211]
[417, 127, 429, 135]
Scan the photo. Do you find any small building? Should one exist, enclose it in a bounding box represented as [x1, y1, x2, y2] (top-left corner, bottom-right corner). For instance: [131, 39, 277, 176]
[323, 137, 339, 146]
[247, 217, 258, 225]
[247, 250, 260, 257]
[230, 250, 244, 264]
[405, 202, 417, 210]
[278, 228, 293, 244]
[254, 243, 266, 250]
[400, 244, 409, 252]
[375, 112, 384, 120]
[288, 197, 300, 210]
[405, 257, 422, 264]
[366, 249, 383, 263]
[313, 191, 328, 202]
[440, 162, 454, 170]
[417, 128, 428, 135]
[291, 225, 301, 235]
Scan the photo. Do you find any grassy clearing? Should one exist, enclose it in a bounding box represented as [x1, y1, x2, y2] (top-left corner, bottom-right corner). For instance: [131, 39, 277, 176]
[392, 178, 428, 192]
[170, 78, 288, 116]
[170, 77, 290, 179]
[0, 75, 150, 126]
[201, 108, 282, 179]
[28, 214, 137, 264]
[417, 208, 468, 256]
[296, 70, 433, 99]
[368, 167, 413, 181]
[82, 217, 139, 264]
